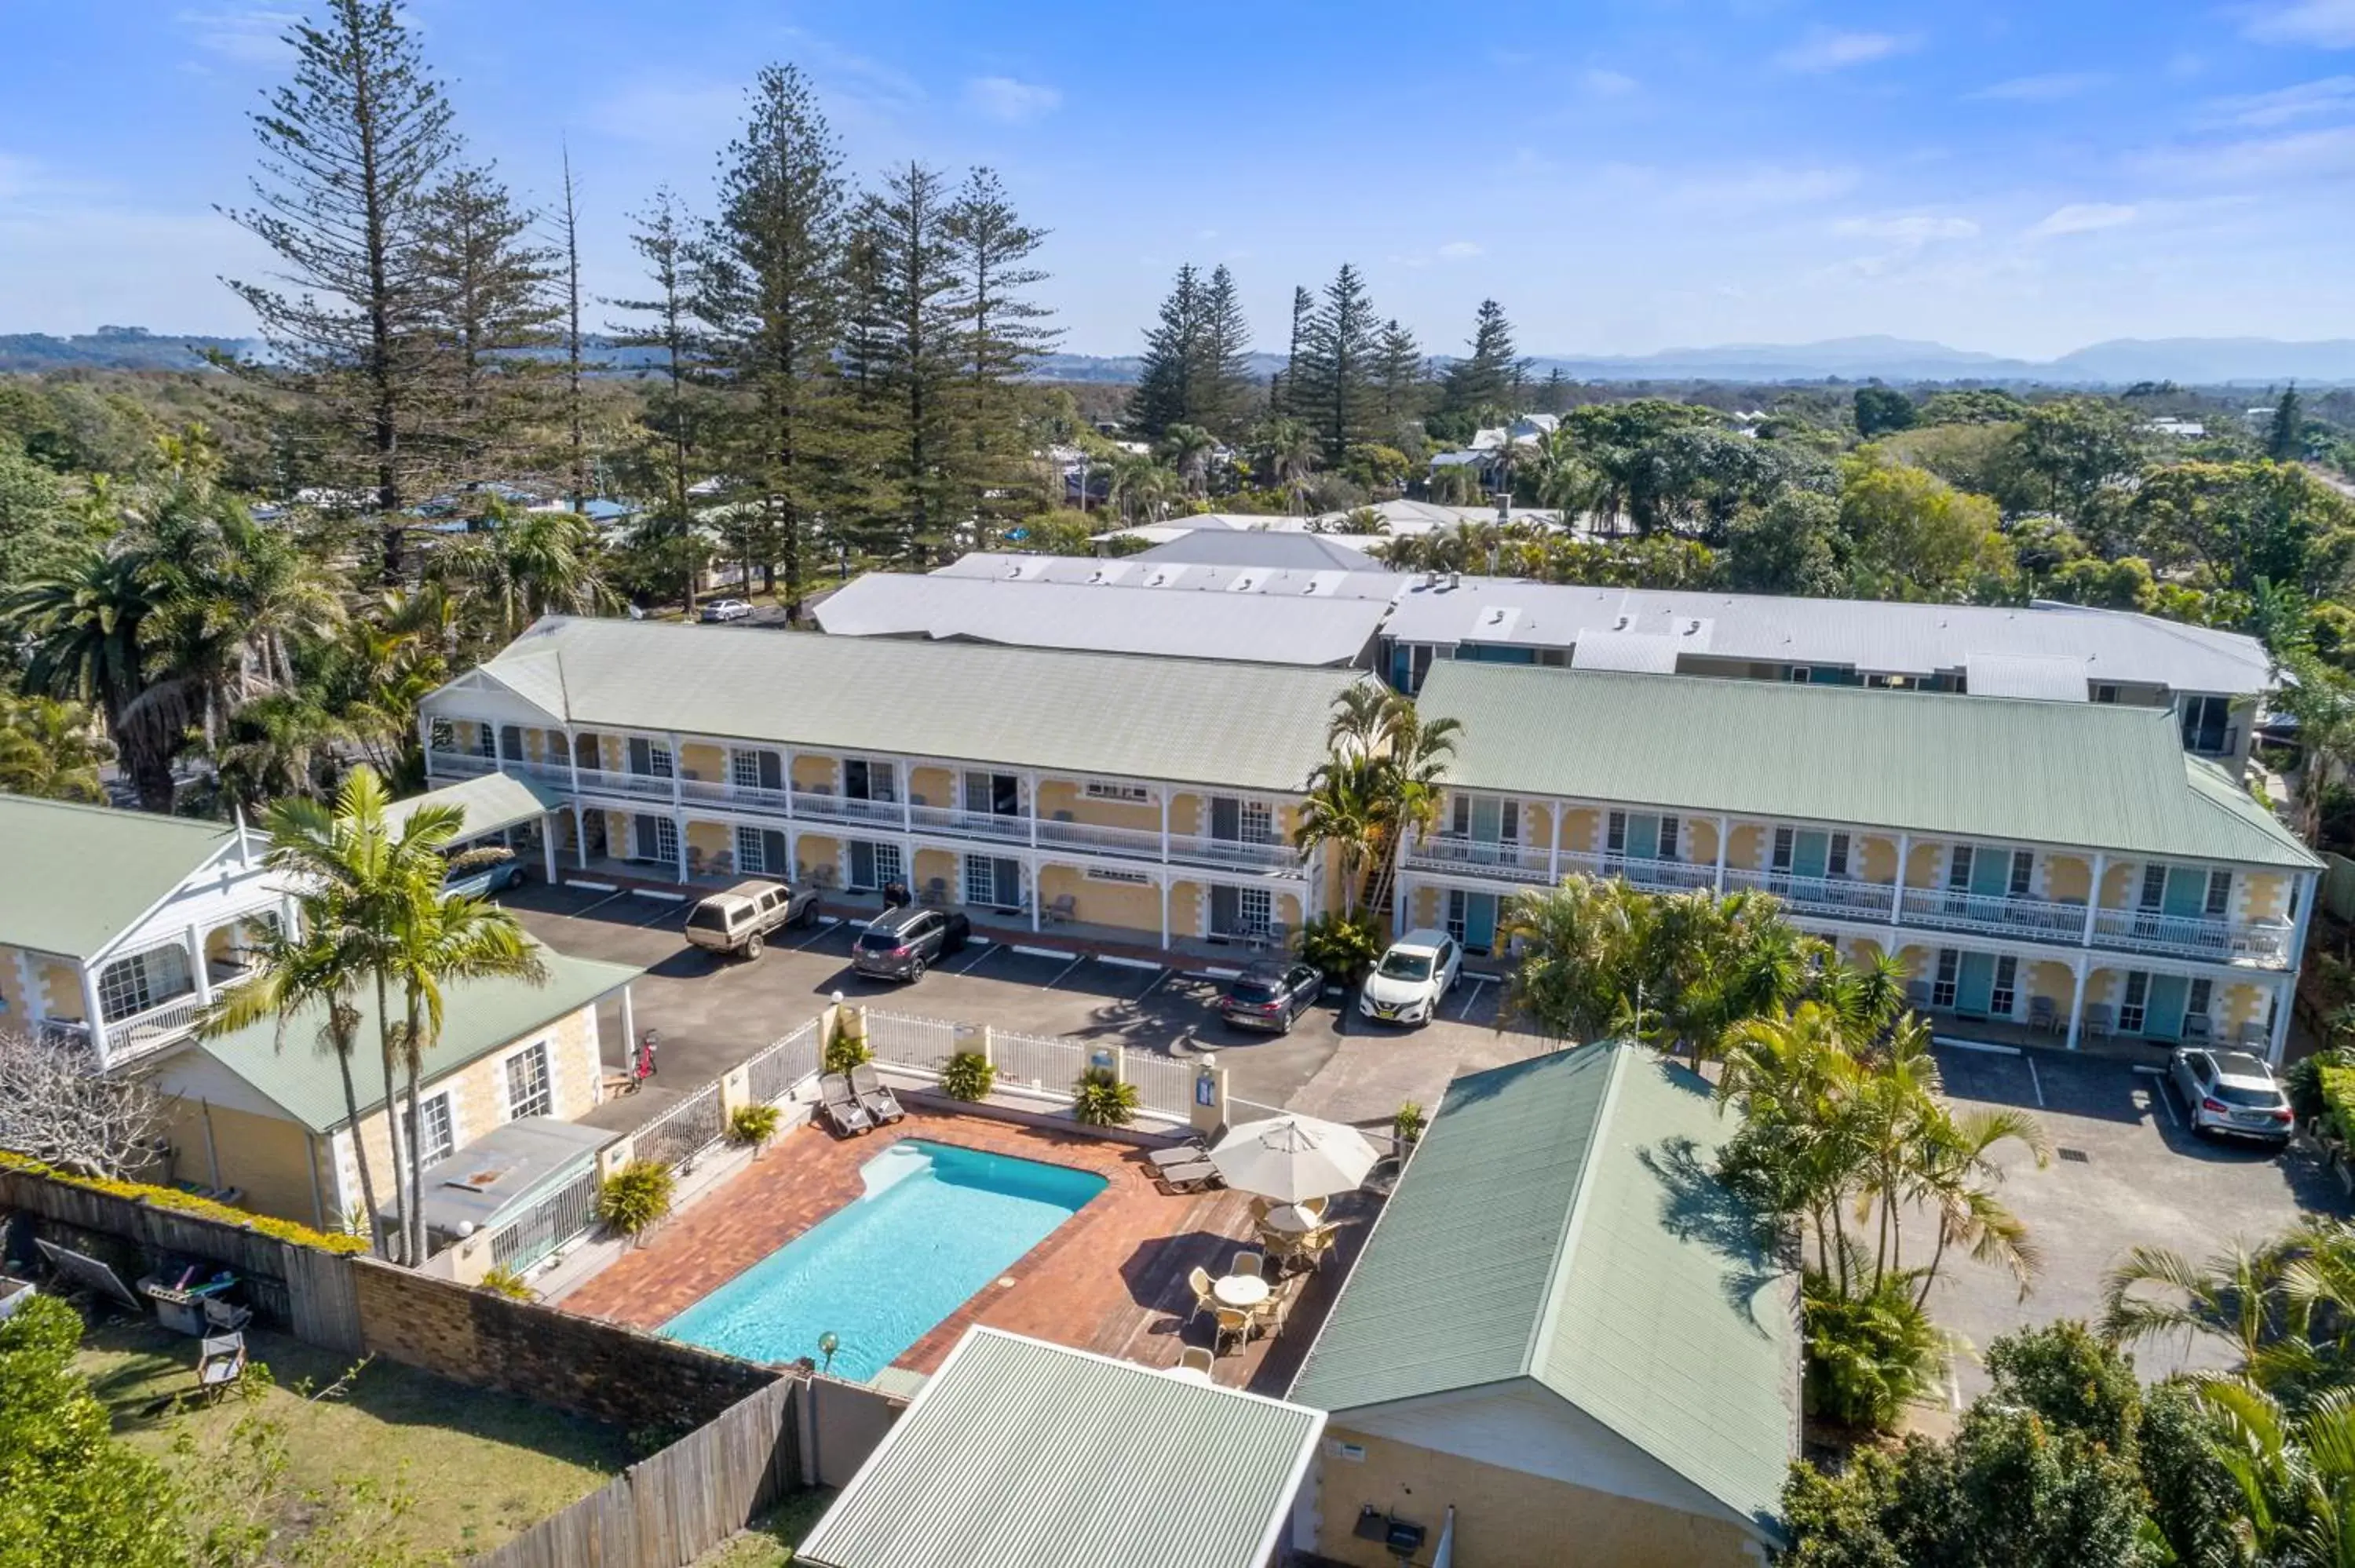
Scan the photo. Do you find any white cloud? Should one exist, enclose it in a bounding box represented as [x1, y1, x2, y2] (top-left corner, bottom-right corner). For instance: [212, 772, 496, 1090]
[2200, 75, 2355, 127]
[1773, 29, 1916, 73]
[1579, 67, 1638, 97]
[176, 8, 300, 64]
[2027, 202, 2138, 237]
[1966, 72, 2105, 102]
[964, 76, 1062, 123]
[1831, 214, 1980, 243]
[2136, 124, 2355, 182]
[1437, 240, 1483, 259]
[2243, 0, 2355, 47]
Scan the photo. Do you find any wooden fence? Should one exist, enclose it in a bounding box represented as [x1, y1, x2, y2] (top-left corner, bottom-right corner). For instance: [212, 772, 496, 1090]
[473, 1378, 802, 1568]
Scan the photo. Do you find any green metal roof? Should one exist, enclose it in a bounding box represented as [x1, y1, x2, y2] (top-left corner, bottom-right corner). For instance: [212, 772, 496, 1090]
[384, 772, 567, 843]
[0, 794, 244, 959]
[188, 945, 640, 1133]
[1416, 662, 2318, 869]
[797, 1328, 1325, 1568]
[1291, 1043, 1798, 1541]
[452, 616, 1365, 794]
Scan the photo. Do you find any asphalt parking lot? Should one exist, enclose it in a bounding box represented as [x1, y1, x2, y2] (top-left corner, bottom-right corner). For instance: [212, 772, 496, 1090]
[505, 881, 1542, 1134]
[1930, 1041, 2346, 1401]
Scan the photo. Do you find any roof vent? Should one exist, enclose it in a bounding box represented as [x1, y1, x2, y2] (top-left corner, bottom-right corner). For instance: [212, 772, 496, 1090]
[1448, 571, 1461, 589]
[1685, 618, 1703, 635]
[1486, 607, 1510, 625]
[1612, 615, 1631, 631]
[1004, 564, 1022, 579]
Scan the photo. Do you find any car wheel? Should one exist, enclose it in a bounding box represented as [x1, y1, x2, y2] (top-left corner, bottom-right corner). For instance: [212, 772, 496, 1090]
[908, 957, 926, 981]
[1279, 1004, 1296, 1035]
[743, 932, 764, 961]
[798, 901, 817, 928]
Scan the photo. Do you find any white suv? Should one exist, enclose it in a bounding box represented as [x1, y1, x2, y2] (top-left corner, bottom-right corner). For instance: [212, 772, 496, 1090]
[1358, 928, 1462, 1027]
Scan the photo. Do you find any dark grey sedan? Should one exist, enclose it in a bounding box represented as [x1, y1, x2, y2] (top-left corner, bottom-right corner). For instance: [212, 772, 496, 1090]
[851, 906, 970, 982]
[1218, 959, 1324, 1034]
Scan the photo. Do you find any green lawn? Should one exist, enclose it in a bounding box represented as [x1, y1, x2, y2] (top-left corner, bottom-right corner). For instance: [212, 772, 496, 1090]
[78, 1315, 633, 1562]
[692, 1491, 835, 1566]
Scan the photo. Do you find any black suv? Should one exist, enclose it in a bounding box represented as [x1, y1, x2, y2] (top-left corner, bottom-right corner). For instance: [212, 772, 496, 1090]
[1218, 958, 1324, 1034]
[851, 905, 971, 981]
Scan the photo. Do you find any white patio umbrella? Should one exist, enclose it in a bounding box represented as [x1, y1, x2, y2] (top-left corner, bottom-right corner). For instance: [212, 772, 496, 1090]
[1208, 1114, 1380, 1204]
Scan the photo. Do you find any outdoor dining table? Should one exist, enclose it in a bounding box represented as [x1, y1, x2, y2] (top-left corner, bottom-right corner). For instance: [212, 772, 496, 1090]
[1212, 1273, 1270, 1311]
[1261, 1203, 1323, 1234]
[1161, 1364, 1214, 1386]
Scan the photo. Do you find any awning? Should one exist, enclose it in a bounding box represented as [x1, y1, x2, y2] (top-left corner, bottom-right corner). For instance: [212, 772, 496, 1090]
[1962, 652, 2090, 702]
[385, 771, 568, 844]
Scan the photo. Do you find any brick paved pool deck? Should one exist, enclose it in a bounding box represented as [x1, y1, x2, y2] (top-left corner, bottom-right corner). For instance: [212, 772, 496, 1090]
[557, 1107, 1376, 1396]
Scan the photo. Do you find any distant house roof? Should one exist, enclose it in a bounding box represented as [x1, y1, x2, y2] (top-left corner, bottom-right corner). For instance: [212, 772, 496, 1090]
[442, 618, 1365, 794]
[798, 1328, 1324, 1568]
[182, 943, 640, 1133]
[1291, 1044, 1798, 1545]
[1382, 578, 2273, 697]
[812, 572, 1386, 666]
[933, 552, 1404, 601]
[1415, 662, 2317, 867]
[384, 772, 568, 844]
[1132, 531, 1384, 572]
[0, 796, 250, 960]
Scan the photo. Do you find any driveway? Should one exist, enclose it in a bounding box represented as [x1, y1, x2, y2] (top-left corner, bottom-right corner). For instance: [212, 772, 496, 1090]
[1929, 1042, 2345, 1402]
[506, 882, 1549, 1134]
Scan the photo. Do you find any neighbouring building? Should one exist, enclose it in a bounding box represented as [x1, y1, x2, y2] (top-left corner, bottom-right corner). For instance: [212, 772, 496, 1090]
[418, 617, 1363, 954]
[0, 795, 293, 1072]
[146, 945, 639, 1233]
[797, 1326, 1326, 1568]
[1400, 662, 2320, 1059]
[1380, 578, 2271, 771]
[1290, 1043, 1798, 1568]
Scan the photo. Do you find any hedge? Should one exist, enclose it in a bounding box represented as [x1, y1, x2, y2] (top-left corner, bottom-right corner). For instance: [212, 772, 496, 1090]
[2320, 1063, 2355, 1149]
[0, 1150, 370, 1255]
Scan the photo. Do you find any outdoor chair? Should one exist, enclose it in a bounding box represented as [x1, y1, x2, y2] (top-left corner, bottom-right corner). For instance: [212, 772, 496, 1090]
[1297, 1228, 1339, 1271]
[1232, 1249, 1265, 1282]
[2028, 997, 2059, 1034]
[195, 1333, 246, 1402]
[848, 1063, 907, 1125]
[1153, 1158, 1221, 1194]
[1044, 894, 1078, 924]
[1214, 1307, 1251, 1355]
[920, 877, 947, 907]
[2240, 1019, 2269, 1049]
[711, 851, 734, 876]
[1178, 1346, 1216, 1376]
[1187, 1266, 1219, 1326]
[686, 846, 706, 876]
[817, 1074, 874, 1136]
[1148, 1138, 1209, 1172]
[2084, 1004, 2116, 1040]
[201, 1295, 252, 1333]
[1906, 981, 1933, 1012]
[2183, 1014, 2213, 1045]
[1298, 1195, 1328, 1222]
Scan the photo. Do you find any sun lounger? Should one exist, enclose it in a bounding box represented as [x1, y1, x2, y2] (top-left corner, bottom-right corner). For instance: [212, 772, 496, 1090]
[1154, 1158, 1221, 1194]
[819, 1074, 874, 1136]
[848, 1063, 906, 1125]
[1147, 1140, 1208, 1171]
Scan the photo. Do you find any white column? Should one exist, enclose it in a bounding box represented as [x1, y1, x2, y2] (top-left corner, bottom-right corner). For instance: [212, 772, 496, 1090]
[542, 816, 559, 881]
[187, 925, 212, 1005]
[1549, 800, 1564, 883]
[1031, 855, 1043, 932]
[79, 964, 108, 1061]
[1391, 870, 1410, 937]
[1713, 815, 1730, 892]
[674, 811, 689, 884]
[418, 710, 436, 777]
[2269, 972, 2298, 1067]
[572, 804, 589, 869]
[1026, 772, 1040, 850]
[2064, 957, 2087, 1051]
[1160, 792, 1170, 862]
[2082, 853, 2106, 945]
[667, 732, 683, 808]
[1159, 874, 1170, 950]
[1889, 833, 1911, 928]
[619, 985, 636, 1076]
[2287, 868, 2320, 975]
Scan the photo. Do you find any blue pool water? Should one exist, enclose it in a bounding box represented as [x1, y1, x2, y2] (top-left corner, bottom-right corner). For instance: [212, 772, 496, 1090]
[661, 1140, 1107, 1379]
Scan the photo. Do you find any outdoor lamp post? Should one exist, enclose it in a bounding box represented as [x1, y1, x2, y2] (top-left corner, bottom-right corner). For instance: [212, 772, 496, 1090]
[817, 1332, 839, 1375]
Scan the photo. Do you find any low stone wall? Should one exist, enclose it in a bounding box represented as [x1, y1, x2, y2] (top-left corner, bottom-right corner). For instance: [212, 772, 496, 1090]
[352, 1257, 780, 1432]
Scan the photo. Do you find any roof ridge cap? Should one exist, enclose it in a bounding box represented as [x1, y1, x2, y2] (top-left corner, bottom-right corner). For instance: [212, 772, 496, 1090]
[1524, 1041, 1628, 1378]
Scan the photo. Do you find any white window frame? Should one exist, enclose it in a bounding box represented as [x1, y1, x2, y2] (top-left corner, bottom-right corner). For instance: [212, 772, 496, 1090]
[406, 1090, 456, 1170]
[1083, 779, 1152, 804]
[504, 1041, 553, 1121]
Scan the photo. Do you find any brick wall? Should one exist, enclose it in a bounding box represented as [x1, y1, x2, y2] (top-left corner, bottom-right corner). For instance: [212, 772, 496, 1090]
[351, 1258, 780, 1431]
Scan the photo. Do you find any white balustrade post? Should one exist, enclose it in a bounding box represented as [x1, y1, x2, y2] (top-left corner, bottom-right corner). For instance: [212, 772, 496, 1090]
[79, 965, 108, 1063]
[1713, 815, 1730, 892]
[1890, 833, 1911, 928]
[187, 925, 212, 1005]
[2083, 853, 2106, 946]
[2065, 961, 2087, 1051]
[980, 1026, 995, 1071]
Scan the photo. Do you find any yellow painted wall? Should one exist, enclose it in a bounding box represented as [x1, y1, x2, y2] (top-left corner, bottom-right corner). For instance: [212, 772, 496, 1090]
[1313, 1425, 1764, 1568]
[2025, 960, 2076, 1009]
[350, 1005, 603, 1191]
[1904, 842, 1943, 888]
[1726, 823, 1766, 873]
[677, 741, 726, 782]
[685, 819, 732, 861]
[1411, 884, 1444, 930]
[2221, 980, 2274, 1036]
[0, 947, 33, 1026]
[792, 752, 838, 791]
[1563, 808, 1601, 856]
[2241, 873, 2291, 924]
[1037, 864, 1162, 935]
[909, 765, 955, 809]
[166, 1099, 328, 1229]
[1168, 881, 1204, 938]
[1035, 779, 1163, 833]
[1840, 935, 1886, 965]
[912, 848, 958, 898]
[2100, 861, 2140, 910]
[37, 957, 84, 1022]
[1681, 816, 1720, 867]
[1892, 943, 1934, 979]
[2046, 855, 2093, 904]
[1855, 833, 1900, 884]
[796, 833, 842, 884]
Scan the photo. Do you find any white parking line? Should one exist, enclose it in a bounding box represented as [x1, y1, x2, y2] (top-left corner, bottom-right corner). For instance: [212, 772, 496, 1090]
[1132, 968, 1172, 1005]
[1455, 976, 1491, 1022]
[787, 918, 835, 950]
[1042, 954, 1090, 990]
[568, 889, 627, 919]
[2025, 1053, 2046, 1109]
[2153, 1077, 2182, 1129]
[951, 942, 1002, 975]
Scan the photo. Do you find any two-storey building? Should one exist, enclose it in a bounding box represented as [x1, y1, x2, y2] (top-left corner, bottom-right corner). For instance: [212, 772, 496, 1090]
[418, 618, 1362, 953]
[1398, 662, 2320, 1061]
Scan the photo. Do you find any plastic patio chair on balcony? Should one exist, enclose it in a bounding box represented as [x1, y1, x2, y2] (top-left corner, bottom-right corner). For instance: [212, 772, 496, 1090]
[2083, 1003, 2116, 1040]
[2182, 1013, 2213, 1046]
[1043, 894, 1078, 924]
[2028, 996, 2060, 1034]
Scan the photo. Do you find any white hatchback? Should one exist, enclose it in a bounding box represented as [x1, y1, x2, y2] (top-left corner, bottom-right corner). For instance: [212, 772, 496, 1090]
[1358, 928, 1462, 1028]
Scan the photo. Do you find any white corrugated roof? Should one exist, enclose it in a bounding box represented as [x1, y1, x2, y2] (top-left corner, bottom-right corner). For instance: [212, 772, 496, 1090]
[935, 552, 1401, 601]
[1964, 652, 2092, 702]
[1385, 579, 2269, 696]
[814, 573, 1385, 666]
[1572, 629, 1684, 673]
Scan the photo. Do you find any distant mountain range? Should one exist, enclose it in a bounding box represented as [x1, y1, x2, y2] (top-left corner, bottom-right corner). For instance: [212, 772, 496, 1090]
[13, 326, 2355, 387]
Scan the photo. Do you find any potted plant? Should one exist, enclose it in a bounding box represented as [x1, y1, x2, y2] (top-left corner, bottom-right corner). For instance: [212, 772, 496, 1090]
[940, 1051, 996, 1103]
[595, 1159, 676, 1245]
[1393, 1099, 1426, 1153]
[1071, 1067, 1140, 1127]
[729, 1102, 783, 1157]
[823, 1013, 872, 1075]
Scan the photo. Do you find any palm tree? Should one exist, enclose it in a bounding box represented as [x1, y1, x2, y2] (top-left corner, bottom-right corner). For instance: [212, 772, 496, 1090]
[437, 506, 619, 645]
[1910, 1099, 2050, 1305]
[0, 693, 110, 802]
[1158, 423, 1218, 498]
[385, 881, 548, 1265]
[1501, 876, 1656, 1045]
[1361, 701, 1461, 917]
[2104, 1220, 2355, 1406]
[6, 539, 182, 810]
[1253, 418, 1320, 511]
[1294, 757, 1386, 917]
[2196, 1378, 2355, 1568]
[197, 895, 381, 1249]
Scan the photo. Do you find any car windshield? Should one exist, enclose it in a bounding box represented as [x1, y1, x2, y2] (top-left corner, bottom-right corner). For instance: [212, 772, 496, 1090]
[856, 927, 904, 950]
[1377, 950, 1433, 983]
[686, 906, 732, 932]
[1231, 978, 1283, 1002]
[2214, 1082, 2284, 1107]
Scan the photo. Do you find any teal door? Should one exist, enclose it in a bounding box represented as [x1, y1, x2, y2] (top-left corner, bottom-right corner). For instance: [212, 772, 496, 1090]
[2160, 868, 2207, 918]
[1470, 797, 1504, 843]
[1790, 830, 1831, 879]
[1623, 813, 1662, 860]
[2142, 975, 2190, 1038]
[1955, 952, 1997, 1016]
[1967, 851, 2011, 898]
[1461, 891, 1499, 954]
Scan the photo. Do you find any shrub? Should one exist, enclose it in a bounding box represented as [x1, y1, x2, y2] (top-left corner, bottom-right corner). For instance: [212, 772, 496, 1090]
[1801, 1273, 1946, 1433]
[940, 1051, 996, 1102]
[595, 1159, 675, 1241]
[479, 1265, 536, 1302]
[2287, 1047, 2355, 1131]
[823, 1014, 871, 1075]
[728, 1103, 782, 1148]
[2320, 1059, 2355, 1147]
[1298, 910, 1383, 986]
[1071, 1067, 1140, 1127]
[1393, 1100, 1426, 1148]
[0, 1150, 367, 1254]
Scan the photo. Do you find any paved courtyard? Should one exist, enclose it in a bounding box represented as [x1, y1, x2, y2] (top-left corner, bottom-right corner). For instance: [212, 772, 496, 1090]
[1929, 1041, 2345, 1402]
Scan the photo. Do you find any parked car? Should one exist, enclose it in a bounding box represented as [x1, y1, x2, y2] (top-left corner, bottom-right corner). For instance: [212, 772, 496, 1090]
[441, 845, 526, 899]
[699, 598, 754, 623]
[683, 878, 818, 960]
[1219, 959, 1324, 1034]
[852, 905, 970, 981]
[1357, 928, 1462, 1027]
[2168, 1047, 2295, 1144]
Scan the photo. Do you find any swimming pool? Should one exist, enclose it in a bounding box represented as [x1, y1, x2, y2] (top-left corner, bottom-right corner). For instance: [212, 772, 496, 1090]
[661, 1140, 1107, 1380]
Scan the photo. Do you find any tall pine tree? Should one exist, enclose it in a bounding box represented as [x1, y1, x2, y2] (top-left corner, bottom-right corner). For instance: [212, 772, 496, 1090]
[851, 162, 968, 565]
[1291, 264, 1379, 462]
[609, 186, 706, 609]
[1196, 264, 1253, 440]
[414, 162, 559, 484]
[557, 145, 589, 509]
[692, 63, 849, 616]
[1126, 264, 1203, 439]
[1374, 318, 1424, 428]
[1270, 285, 1314, 419]
[221, 0, 458, 574]
[948, 167, 1057, 549]
[1439, 297, 1519, 418]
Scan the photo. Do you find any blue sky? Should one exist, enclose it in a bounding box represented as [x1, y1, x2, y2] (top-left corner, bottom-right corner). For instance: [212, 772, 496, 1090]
[6, 1, 2355, 358]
